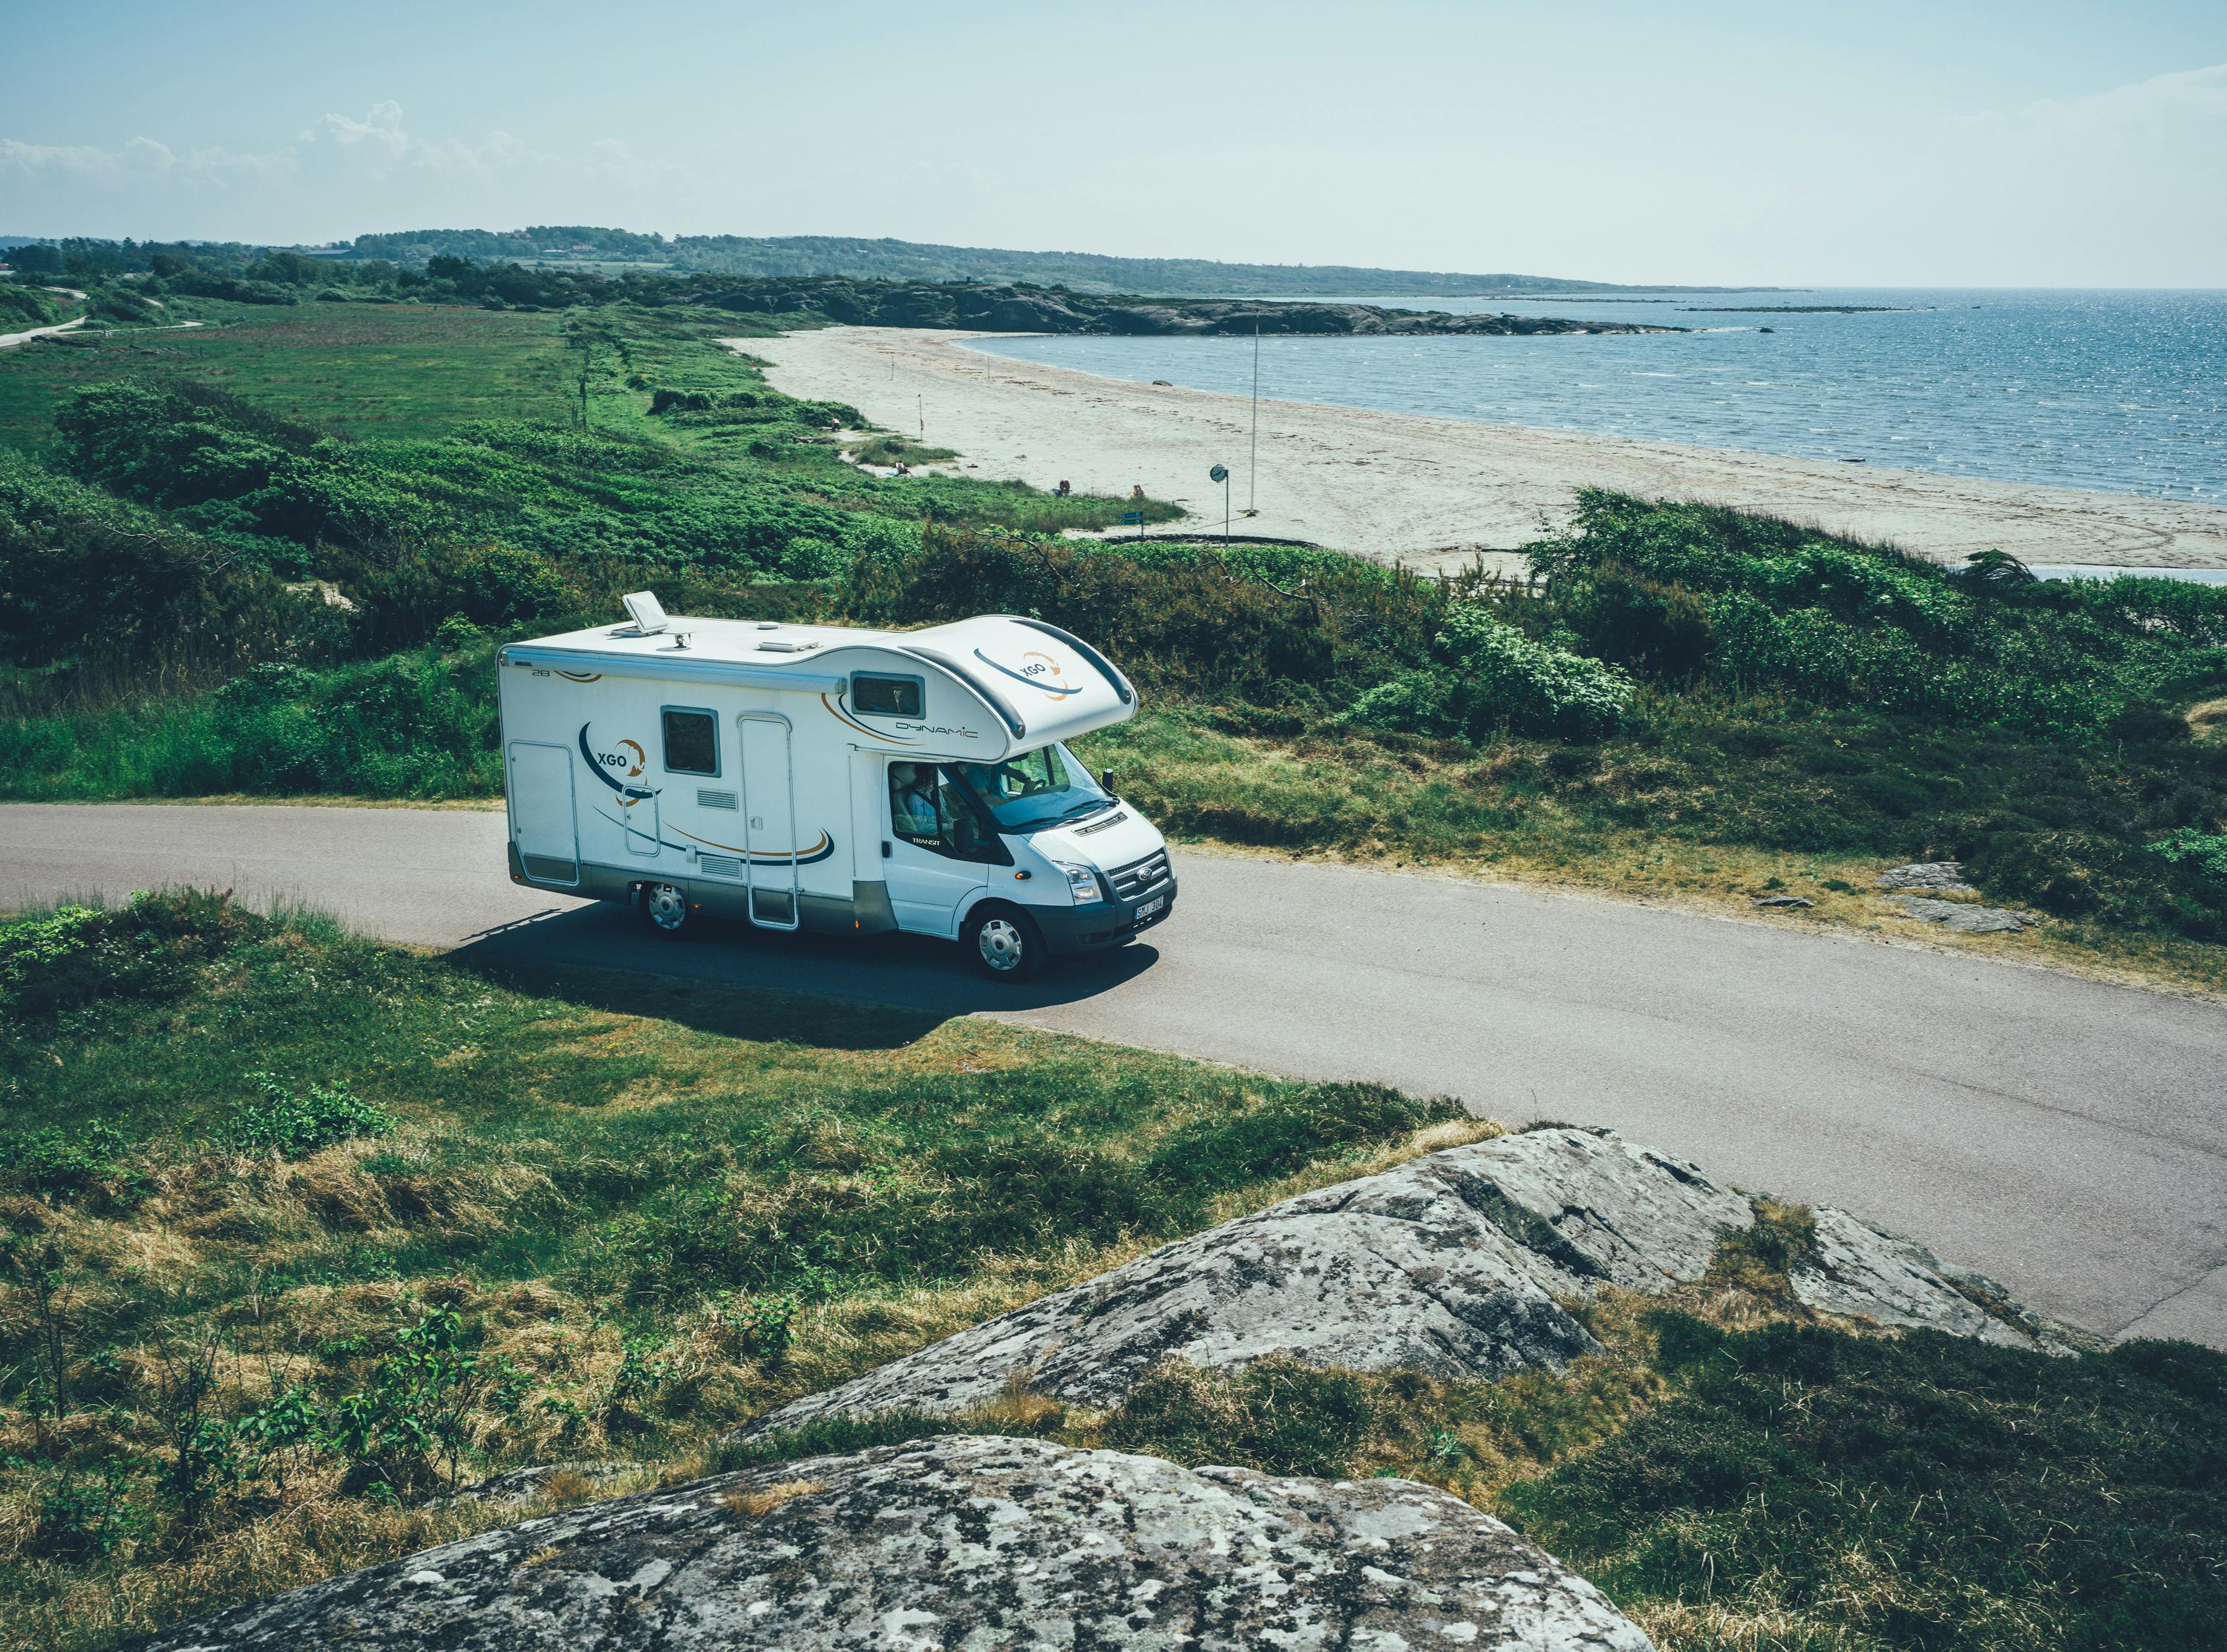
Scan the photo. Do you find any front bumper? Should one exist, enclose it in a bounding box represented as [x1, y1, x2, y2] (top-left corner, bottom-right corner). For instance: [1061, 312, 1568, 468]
[1030, 875, 1178, 954]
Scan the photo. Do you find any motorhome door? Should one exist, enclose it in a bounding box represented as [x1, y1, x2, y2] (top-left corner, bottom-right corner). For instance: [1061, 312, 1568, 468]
[506, 741, 579, 885]
[881, 759, 990, 935]
[736, 712, 802, 930]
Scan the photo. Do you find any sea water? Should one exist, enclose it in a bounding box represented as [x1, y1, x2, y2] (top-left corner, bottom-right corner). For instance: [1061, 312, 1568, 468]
[964, 289, 2227, 506]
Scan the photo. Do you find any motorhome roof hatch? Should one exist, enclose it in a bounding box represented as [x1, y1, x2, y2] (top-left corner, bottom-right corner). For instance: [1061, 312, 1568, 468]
[621, 591, 669, 635]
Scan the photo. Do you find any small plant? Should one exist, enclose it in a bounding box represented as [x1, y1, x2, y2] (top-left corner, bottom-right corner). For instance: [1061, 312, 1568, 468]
[319, 1303, 522, 1497]
[226, 1073, 396, 1158]
[1, 1121, 136, 1204]
[732, 1294, 800, 1363]
[0, 906, 105, 1005]
[31, 1458, 145, 1561]
[609, 1331, 678, 1410]
[2148, 828, 2227, 884]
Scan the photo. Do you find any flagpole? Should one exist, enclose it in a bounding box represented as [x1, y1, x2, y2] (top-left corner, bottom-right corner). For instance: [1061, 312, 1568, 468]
[1249, 322, 1259, 514]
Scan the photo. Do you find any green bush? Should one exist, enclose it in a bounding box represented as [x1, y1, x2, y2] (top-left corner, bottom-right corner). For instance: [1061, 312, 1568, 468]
[0, 285, 65, 328]
[226, 1073, 396, 1158]
[1557, 560, 1713, 681]
[1526, 491, 2227, 737]
[0, 1121, 135, 1203]
[2149, 828, 2227, 884]
[0, 889, 252, 1016]
[1345, 605, 1635, 742]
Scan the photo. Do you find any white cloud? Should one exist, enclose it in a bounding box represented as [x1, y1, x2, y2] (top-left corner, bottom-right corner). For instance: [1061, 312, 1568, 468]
[302, 102, 554, 180]
[1975, 60, 2227, 137]
[583, 137, 692, 190]
[0, 133, 291, 191]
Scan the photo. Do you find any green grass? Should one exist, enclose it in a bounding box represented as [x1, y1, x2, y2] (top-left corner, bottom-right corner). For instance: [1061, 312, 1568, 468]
[4, 896, 2222, 1652]
[0, 891, 1466, 1651]
[781, 1313, 2224, 1652]
[0, 302, 583, 452]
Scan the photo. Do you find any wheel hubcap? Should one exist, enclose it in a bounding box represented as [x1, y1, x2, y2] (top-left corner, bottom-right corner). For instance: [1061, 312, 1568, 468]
[978, 917, 1024, 971]
[645, 885, 687, 931]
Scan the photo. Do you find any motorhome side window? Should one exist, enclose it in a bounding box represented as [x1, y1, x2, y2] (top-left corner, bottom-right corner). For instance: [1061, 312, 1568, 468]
[889, 761, 995, 862]
[660, 707, 719, 776]
[851, 672, 923, 718]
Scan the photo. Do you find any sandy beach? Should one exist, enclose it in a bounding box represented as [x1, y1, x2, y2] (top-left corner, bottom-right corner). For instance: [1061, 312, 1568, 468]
[745, 327, 2227, 571]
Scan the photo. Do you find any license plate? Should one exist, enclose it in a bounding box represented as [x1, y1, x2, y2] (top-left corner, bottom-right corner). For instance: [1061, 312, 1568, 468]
[1135, 895, 1167, 921]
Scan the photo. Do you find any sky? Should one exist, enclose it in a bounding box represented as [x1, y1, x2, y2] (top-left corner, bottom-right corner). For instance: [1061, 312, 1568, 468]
[2, 0, 2223, 286]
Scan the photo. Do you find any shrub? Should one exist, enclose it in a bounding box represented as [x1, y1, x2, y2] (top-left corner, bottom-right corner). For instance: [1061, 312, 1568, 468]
[0, 889, 252, 1016]
[1558, 560, 1714, 681]
[0, 285, 65, 327]
[2109, 703, 2193, 744]
[1345, 605, 1635, 742]
[1, 1121, 136, 1203]
[226, 1073, 396, 1158]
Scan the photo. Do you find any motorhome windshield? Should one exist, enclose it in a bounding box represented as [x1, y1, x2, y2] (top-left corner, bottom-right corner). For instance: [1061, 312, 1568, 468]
[949, 743, 1111, 833]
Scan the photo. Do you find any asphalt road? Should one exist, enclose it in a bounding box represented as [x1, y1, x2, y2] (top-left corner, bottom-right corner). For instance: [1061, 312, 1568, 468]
[6, 802, 2223, 1348]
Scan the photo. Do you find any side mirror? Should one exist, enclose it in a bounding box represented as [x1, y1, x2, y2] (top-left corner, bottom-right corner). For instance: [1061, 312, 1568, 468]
[1099, 770, 1117, 795]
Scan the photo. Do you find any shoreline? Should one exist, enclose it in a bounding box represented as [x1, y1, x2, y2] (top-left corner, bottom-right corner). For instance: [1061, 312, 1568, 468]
[743, 327, 2227, 570]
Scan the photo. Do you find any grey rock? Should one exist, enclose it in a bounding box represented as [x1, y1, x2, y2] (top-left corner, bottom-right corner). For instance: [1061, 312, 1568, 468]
[121, 1435, 1655, 1651]
[1752, 894, 1815, 908]
[1792, 1209, 2038, 1348]
[745, 1128, 2055, 1440]
[745, 1128, 1753, 1437]
[1884, 893, 2030, 933]
[1877, 861, 1978, 894]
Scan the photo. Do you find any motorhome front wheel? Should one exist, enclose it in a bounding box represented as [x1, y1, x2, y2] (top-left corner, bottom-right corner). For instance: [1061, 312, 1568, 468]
[638, 882, 690, 937]
[969, 905, 1043, 982]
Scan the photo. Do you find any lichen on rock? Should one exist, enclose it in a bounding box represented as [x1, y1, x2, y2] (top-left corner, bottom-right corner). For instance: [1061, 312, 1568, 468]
[119, 1435, 1655, 1651]
[742, 1128, 1753, 1438]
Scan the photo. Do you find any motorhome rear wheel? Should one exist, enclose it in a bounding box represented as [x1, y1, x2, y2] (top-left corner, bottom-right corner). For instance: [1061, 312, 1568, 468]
[638, 882, 690, 937]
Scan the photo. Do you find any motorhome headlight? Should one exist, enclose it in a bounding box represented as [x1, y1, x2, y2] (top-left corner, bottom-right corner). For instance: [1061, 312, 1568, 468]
[1052, 861, 1102, 904]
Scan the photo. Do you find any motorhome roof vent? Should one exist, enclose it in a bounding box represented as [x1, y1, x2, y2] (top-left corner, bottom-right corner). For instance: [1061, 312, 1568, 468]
[621, 591, 668, 635]
[756, 638, 820, 653]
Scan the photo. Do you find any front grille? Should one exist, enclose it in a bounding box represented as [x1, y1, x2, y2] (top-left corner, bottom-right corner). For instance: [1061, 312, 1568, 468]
[521, 853, 578, 883]
[698, 854, 744, 879]
[1107, 848, 1171, 903]
[698, 788, 739, 810]
[1071, 809, 1127, 837]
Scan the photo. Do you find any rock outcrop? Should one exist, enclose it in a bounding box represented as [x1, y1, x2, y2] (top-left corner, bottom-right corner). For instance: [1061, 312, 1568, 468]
[742, 1127, 2044, 1440]
[1884, 893, 2030, 933]
[1876, 862, 2032, 931]
[122, 1435, 1654, 1651]
[1792, 1207, 2057, 1348]
[1877, 861, 1979, 894]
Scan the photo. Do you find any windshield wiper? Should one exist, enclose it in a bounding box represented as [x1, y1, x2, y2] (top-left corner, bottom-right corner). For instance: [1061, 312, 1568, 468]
[1042, 798, 1117, 828]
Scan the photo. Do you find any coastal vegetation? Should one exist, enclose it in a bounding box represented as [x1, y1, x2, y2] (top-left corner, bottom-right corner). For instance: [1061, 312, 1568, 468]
[3, 894, 2220, 1652]
[166, 226, 1629, 296]
[0, 891, 1463, 1650]
[11, 326, 2221, 976]
[1, 265, 2223, 1647]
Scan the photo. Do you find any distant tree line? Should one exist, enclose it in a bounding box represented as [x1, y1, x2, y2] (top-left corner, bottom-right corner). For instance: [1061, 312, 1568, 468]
[4, 229, 1641, 298]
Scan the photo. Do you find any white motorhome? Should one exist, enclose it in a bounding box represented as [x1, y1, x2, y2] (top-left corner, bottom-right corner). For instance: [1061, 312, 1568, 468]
[497, 592, 1175, 980]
